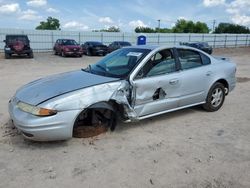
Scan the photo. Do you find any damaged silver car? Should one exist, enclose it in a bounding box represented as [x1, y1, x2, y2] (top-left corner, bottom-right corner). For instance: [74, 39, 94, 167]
[8, 45, 236, 141]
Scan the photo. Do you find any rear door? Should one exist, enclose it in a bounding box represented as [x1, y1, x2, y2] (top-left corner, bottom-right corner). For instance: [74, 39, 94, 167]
[175, 48, 212, 106]
[131, 48, 181, 117]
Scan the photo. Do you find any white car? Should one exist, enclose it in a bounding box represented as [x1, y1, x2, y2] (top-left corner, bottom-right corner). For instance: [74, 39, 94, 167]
[9, 45, 236, 141]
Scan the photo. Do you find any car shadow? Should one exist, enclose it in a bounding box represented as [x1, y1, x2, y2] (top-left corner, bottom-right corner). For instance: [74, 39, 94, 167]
[115, 105, 206, 132]
[3, 105, 206, 147]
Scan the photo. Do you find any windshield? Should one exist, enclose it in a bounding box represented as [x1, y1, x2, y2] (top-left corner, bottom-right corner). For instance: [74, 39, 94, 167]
[119, 42, 131, 46]
[6, 36, 28, 44]
[88, 42, 103, 45]
[88, 48, 151, 78]
[62, 40, 78, 45]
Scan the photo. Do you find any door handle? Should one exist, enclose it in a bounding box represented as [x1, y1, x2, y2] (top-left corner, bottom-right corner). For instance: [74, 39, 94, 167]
[206, 71, 212, 76]
[169, 79, 179, 85]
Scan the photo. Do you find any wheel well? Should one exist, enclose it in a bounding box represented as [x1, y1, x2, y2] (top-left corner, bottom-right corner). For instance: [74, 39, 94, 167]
[73, 101, 124, 136]
[216, 79, 229, 94]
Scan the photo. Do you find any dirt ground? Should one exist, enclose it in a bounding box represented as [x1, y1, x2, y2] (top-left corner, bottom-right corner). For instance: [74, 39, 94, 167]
[0, 48, 250, 188]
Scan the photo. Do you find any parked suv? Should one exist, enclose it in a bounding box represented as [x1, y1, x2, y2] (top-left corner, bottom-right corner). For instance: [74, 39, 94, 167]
[53, 39, 83, 57]
[81, 41, 108, 56]
[4, 35, 33, 59]
[108, 41, 132, 53]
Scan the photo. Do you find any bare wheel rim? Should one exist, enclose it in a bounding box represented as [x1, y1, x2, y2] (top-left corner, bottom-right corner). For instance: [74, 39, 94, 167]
[211, 88, 223, 107]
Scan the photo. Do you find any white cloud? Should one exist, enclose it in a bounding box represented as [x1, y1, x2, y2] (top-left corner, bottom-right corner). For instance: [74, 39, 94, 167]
[27, 0, 47, 7]
[98, 17, 113, 24]
[231, 14, 250, 26]
[0, 3, 20, 14]
[129, 20, 147, 28]
[226, 0, 250, 26]
[46, 7, 59, 13]
[63, 21, 89, 30]
[203, 0, 225, 7]
[19, 9, 42, 20]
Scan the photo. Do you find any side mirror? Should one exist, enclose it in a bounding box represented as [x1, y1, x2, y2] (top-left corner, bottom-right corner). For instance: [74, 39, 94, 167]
[3, 40, 6, 42]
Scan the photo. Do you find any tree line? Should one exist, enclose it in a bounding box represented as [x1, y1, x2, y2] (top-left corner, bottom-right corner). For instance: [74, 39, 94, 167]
[36, 17, 250, 34]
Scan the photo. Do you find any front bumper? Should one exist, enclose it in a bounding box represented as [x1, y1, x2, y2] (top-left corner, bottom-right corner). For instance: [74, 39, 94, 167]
[64, 51, 83, 56]
[5, 48, 32, 55]
[92, 49, 108, 55]
[8, 98, 81, 141]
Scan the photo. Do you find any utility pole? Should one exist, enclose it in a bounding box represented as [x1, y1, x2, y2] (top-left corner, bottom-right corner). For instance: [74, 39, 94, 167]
[157, 19, 161, 32]
[212, 19, 216, 32]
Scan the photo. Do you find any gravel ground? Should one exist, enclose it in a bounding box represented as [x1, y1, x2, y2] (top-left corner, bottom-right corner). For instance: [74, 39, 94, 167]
[0, 48, 250, 188]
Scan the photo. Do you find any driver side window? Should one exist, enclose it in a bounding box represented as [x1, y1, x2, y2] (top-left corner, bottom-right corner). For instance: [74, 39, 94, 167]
[136, 49, 176, 79]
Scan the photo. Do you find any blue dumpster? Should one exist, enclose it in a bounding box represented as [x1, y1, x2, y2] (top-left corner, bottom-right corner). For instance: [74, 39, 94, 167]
[137, 35, 146, 45]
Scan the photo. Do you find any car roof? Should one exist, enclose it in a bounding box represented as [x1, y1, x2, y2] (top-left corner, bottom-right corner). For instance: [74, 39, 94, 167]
[85, 41, 103, 43]
[113, 41, 131, 43]
[6, 34, 28, 37]
[58, 39, 76, 40]
[123, 44, 207, 52]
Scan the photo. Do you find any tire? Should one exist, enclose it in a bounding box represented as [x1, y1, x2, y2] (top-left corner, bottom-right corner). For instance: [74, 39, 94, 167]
[28, 52, 34, 58]
[86, 49, 92, 56]
[54, 50, 57, 55]
[5, 53, 10, 59]
[203, 82, 225, 112]
[61, 51, 65, 57]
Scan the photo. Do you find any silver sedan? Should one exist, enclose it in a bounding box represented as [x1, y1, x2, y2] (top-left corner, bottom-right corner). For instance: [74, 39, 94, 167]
[8, 45, 236, 141]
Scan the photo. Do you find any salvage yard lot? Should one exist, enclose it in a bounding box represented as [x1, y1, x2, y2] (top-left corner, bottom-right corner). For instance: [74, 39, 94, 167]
[0, 48, 250, 188]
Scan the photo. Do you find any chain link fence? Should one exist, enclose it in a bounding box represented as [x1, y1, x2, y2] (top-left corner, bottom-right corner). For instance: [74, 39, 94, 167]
[0, 28, 249, 52]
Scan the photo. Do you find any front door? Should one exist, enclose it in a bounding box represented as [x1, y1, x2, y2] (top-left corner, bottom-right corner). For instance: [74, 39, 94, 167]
[131, 48, 181, 118]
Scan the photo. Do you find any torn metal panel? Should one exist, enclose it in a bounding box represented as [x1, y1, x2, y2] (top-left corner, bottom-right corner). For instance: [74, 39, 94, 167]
[40, 80, 138, 121]
[110, 81, 138, 121]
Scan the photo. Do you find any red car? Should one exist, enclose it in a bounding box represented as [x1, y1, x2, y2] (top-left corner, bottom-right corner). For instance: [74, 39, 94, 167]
[53, 39, 83, 57]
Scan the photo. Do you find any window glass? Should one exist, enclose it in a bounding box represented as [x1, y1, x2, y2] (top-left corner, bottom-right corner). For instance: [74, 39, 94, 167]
[177, 49, 202, 69]
[136, 49, 176, 78]
[62, 40, 77, 45]
[90, 48, 151, 78]
[200, 53, 211, 65]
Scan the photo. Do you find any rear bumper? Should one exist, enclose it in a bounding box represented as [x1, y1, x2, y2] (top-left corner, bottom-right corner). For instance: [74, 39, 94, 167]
[8, 98, 81, 141]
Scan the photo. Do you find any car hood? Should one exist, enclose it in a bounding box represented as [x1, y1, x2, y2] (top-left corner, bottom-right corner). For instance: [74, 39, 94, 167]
[15, 70, 119, 105]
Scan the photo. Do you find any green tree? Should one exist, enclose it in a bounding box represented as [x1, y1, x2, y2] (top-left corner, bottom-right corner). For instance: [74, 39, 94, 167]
[100, 26, 120, 32]
[214, 23, 250, 34]
[135, 26, 155, 33]
[172, 19, 209, 33]
[36, 17, 60, 30]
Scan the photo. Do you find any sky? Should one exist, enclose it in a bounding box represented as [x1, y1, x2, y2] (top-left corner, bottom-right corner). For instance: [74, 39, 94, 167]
[0, 0, 249, 32]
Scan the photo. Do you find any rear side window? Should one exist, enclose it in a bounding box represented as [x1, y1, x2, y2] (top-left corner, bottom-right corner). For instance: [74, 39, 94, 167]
[177, 49, 202, 70]
[200, 53, 211, 65]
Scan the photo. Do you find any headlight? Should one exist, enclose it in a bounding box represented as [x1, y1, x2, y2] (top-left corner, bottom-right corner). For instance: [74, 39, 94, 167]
[17, 101, 57, 116]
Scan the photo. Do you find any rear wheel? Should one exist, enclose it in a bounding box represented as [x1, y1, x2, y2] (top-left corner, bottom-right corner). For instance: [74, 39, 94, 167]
[5, 53, 11, 59]
[73, 108, 117, 138]
[203, 82, 225, 112]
